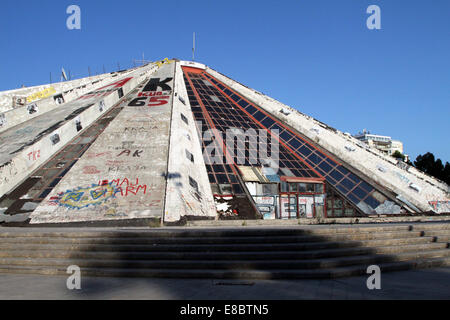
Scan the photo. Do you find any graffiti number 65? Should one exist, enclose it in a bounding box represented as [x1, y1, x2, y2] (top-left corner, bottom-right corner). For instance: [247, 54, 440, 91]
[128, 96, 169, 107]
[148, 96, 169, 106]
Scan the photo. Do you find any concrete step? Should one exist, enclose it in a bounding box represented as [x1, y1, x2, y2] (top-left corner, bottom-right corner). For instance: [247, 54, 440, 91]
[0, 224, 447, 279]
[423, 230, 450, 237]
[0, 246, 373, 260]
[431, 236, 450, 243]
[0, 229, 436, 244]
[0, 225, 427, 238]
[0, 242, 446, 261]
[0, 236, 442, 254]
[0, 256, 447, 279]
[0, 234, 437, 247]
[0, 249, 448, 271]
[410, 223, 450, 231]
[0, 241, 362, 253]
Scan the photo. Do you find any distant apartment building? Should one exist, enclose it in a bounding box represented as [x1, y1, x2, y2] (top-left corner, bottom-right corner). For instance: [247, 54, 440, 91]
[354, 130, 409, 162]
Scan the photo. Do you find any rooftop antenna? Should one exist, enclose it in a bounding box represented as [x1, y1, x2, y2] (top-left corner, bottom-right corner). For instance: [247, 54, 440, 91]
[134, 52, 151, 66]
[192, 32, 196, 61]
[61, 68, 68, 82]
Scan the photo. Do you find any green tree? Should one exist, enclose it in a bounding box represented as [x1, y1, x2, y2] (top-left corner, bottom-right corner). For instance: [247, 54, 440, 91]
[443, 163, 450, 185]
[392, 150, 405, 161]
[414, 152, 450, 184]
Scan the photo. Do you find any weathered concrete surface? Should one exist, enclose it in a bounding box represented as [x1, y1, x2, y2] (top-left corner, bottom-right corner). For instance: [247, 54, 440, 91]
[0, 65, 154, 199]
[205, 66, 450, 214]
[30, 63, 175, 224]
[0, 69, 139, 133]
[163, 62, 216, 223]
[187, 216, 450, 227]
[0, 267, 448, 299]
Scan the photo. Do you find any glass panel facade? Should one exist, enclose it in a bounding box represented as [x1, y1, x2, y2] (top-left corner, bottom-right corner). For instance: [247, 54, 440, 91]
[201, 72, 389, 213]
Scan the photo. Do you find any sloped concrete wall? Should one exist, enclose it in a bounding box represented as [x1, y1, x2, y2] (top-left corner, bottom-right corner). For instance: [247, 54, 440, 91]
[0, 69, 142, 134]
[0, 70, 138, 112]
[205, 67, 449, 213]
[0, 66, 153, 200]
[163, 62, 216, 223]
[30, 64, 175, 224]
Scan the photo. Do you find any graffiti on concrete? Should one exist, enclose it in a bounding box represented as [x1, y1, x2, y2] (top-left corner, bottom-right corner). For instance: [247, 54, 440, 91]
[78, 77, 133, 100]
[155, 58, 174, 68]
[107, 165, 147, 173]
[27, 150, 41, 162]
[116, 149, 143, 157]
[82, 166, 101, 174]
[26, 87, 56, 103]
[0, 160, 18, 186]
[429, 201, 450, 213]
[27, 103, 38, 115]
[128, 77, 173, 108]
[49, 178, 150, 210]
[49, 182, 120, 209]
[97, 178, 149, 197]
[87, 151, 112, 159]
[0, 114, 6, 127]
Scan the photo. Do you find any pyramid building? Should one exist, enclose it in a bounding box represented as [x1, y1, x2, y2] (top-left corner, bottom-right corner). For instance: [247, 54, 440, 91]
[0, 59, 448, 226]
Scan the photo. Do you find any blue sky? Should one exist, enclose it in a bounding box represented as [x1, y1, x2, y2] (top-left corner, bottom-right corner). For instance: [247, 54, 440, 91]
[0, 0, 449, 162]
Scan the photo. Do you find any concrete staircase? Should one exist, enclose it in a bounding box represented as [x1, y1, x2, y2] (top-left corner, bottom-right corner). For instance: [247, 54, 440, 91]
[0, 223, 448, 279]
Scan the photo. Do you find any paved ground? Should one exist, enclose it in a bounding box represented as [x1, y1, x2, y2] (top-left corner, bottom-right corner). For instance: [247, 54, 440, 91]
[0, 267, 448, 300]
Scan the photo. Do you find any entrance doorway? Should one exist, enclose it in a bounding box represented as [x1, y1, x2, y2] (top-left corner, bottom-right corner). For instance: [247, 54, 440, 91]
[278, 177, 326, 219]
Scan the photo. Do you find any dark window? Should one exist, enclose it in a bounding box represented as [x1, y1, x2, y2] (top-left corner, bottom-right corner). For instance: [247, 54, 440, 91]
[261, 117, 275, 128]
[216, 174, 229, 184]
[185, 150, 194, 162]
[289, 183, 298, 192]
[352, 187, 366, 200]
[318, 160, 332, 173]
[253, 111, 266, 121]
[341, 178, 356, 191]
[364, 196, 381, 209]
[289, 139, 302, 150]
[315, 184, 324, 193]
[189, 176, 199, 191]
[336, 184, 349, 195]
[39, 189, 53, 199]
[245, 105, 258, 115]
[359, 181, 373, 193]
[298, 145, 312, 157]
[181, 113, 189, 125]
[280, 130, 293, 142]
[347, 193, 360, 205]
[230, 94, 240, 101]
[232, 184, 244, 194]
[238, 100, 248, 108]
